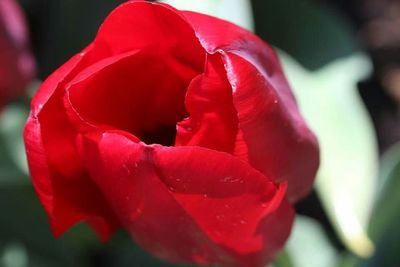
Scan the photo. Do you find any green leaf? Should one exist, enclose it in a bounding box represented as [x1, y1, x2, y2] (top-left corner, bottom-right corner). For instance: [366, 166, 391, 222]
[279, 52, 378, 257]
[159, 0, 254, 31]
[95, 233, 197, 267]
[0, 186, 78, 267]
[369, 142, 400, 239]
[272, 216, 338, 267]
[0, 104, 30, 185]
[273, 250, 294, 267]
[358, 142, 400, 267]
[286, 216, 338, 267]
[0, 242, 28, 267]
[0, 138, 23, 185]
[0, 184, 201, 267]
[19, 0, 125, 78]
[336, 253, 360, 267]
[253, 0, 358, 70]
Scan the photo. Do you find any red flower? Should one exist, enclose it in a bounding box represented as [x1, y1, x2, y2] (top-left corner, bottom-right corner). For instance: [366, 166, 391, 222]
[0, 0, 35, 108]
[24, 1, 319, 266]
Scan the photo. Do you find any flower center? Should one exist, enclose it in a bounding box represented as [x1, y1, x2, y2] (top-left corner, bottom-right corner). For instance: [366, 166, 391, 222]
[66, 50, 203, 146]
[140, 124, 178, 147]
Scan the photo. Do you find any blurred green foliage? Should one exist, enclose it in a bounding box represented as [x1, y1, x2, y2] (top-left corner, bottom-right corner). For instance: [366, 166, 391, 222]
[0, 185, 196, 267]
[19, 0, 125, 78]
[362, 143, 400, 267]
[281, 52, 378, 258]
[252, 0, 359, 70]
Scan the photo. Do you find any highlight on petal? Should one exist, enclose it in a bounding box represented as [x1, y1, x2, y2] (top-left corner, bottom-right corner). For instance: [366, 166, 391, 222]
[78, 131, 294, 267]
[222, 51, 319, 202]
[180, 11, 319, 201]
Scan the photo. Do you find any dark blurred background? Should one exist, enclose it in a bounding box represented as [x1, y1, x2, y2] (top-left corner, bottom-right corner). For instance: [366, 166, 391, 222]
[1, 0, 400, 266]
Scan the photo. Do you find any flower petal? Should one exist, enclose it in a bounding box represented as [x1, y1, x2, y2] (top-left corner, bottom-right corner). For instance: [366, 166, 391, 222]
[25, 52, 119, 241]
[224, 52, 319, 202]
[64, 48, 199, 145]
[78, 131, 294, 266]
[182, 11, 319, 201]
[85, 1, 205, 69]
[175, 53, 238, 154]
[181, 10, 268, 56]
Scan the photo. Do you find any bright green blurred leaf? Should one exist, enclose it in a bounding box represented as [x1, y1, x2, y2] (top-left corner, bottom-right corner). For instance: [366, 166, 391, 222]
[280, 52, 378, 258]
[272, 216, 337, 267]
[286, 216, 337, 267]
[1, 242, 28, 267]
[0, 103, 30, 179]
[0, 80, 41, 186]
[159, 0, 254, 31]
